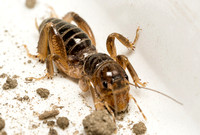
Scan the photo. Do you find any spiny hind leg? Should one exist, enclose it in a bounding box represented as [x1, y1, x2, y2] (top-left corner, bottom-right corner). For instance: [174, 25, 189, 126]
[62, 12, 96, 46]
[27, 23, 69, 80]
[24, 22, 53, 63]
[106, 26, 141, 60]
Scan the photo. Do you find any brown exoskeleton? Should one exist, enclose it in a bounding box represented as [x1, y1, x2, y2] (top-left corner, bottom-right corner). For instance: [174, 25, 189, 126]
[24, 8, 182, 121]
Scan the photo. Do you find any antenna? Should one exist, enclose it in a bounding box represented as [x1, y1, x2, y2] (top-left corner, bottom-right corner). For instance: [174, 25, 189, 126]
[129, 82, 183, 105]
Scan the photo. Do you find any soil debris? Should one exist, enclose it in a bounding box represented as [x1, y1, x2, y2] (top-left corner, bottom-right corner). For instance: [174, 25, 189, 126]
[0, 73, 7, 78]
[12, 75, 19, 78]
[32, 124, 39, 129]
[52, 105, 64, 110]
[23, 95, 30, 100]
[0, 131, 7, 135]
[14, 95, 30, 102]
[0, 117, 5, 131]
[48, 128, 58, 135]
[27, 60, 32, 63]
[2, 77, 18, 90]
[25, 0, 36, 8]
[36, 88, 50, 99]
[132, 122, 147, 135]
[47, 121, 55, 127]
[57, 117, 69, 130]
[83, 110, 116, 135]
[39, 110, 59, 120]
[73, 130, 79, 135]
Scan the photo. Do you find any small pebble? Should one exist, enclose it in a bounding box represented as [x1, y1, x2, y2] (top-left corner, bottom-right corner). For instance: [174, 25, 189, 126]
[48, 128, 58, 135]
[36, 88, 50, 98]
[57, 117, 69, 130]
[39, 110, 59, 120]
[83, 110, 116, 135]
[25, 0, 36, 8]
[132, 122, 147, 135]
[47, 121, 55, 127]
[0, 117, 5, 131]
[2, 77, 18, 90]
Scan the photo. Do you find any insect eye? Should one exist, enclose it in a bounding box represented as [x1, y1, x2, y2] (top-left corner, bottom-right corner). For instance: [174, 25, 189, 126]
[102, 81, 108, 89]
[125, 75, 128, 80]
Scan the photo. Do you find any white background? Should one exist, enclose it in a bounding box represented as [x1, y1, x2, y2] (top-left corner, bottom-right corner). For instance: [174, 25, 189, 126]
[0, 0, 200, 134]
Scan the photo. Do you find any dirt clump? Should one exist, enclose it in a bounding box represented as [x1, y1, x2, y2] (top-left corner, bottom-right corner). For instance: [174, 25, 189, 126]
[36, 88, 50, 99]
[0, 73, 7, 78]
[0, 117, 5, 131]
[56, 117, 69, 130]
[27, 60, 32, 63]
[47, 121, 55, 127]
[23, 95, 29, 100]
[2, 77, 18, 90]
[32, 124, 39, 129]
[0, 131, 7, 135]
[39, 110, 59, 120]
[14, 95, 30, 102]
[12, 75, 19, 78]
[83, 110, 116, 135]
[25, 0, 36, 8]
[48, 128, 58, 135]
[132, 122, 147, 135]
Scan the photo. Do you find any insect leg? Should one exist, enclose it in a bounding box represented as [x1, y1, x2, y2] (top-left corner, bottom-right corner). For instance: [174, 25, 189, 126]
[24, 22, 53, 63]
[129, 94, 147, 120]
[79, 78, 105, 109]
[46, 54, 69, 78]
[42, 26, 69, 79]
[79, 78, 116, 121]
[62, 12, 96, 46]
[104, 101, 116, 122]
[27, 54, 69, 80]
[88, 82, 105, 111]
[48, 5, 59, 18]
[106, 26, 141, 60]
[116, 55, 147, 120]
[79, 76, 91, 92]
[116, 55, 146, 87]
[26, 23, 69, 80]
[106, 27, 145, 87]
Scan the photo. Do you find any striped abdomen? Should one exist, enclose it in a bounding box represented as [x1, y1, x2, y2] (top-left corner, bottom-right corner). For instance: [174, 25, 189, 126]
[39, 18, 96, 56]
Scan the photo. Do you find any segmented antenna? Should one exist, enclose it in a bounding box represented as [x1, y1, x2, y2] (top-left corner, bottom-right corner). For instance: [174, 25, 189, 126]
[129, 83, 183, 105]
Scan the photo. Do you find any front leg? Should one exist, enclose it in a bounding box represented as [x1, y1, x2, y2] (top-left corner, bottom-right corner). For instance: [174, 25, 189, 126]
[105, 27, 145, 87]
[116, 55, 147, 87]
[79, 77, 105, 110]
[106, 27, 141, 60]
[79, 78, 115, 121]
